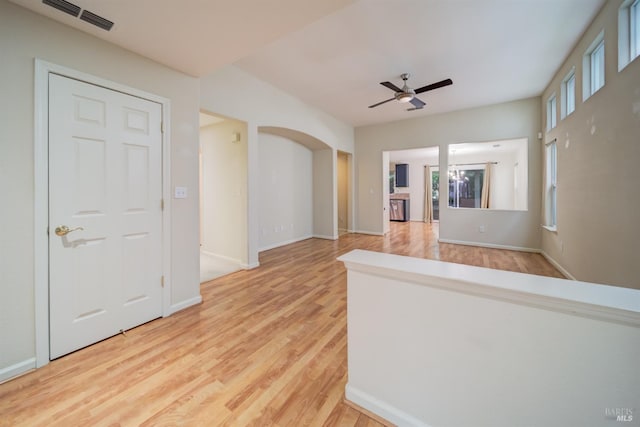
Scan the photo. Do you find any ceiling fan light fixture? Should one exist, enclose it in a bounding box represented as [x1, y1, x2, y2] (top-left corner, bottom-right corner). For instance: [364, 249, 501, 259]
[395, 92, 414, 103]
[369, 73, 452, 110]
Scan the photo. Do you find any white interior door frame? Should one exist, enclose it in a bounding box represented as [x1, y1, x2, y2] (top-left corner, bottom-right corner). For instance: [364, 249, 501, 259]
[34, 59, 172, 368]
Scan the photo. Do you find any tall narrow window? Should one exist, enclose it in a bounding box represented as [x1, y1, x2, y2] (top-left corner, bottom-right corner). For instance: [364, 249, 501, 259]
[583, 31, 605, 100]
[632, 0, 640, 59]
[590, 40, 605, 93]
[544, 141, 557, 229]
[618, 0, 639, 70]
[431, 169, 440, 221]
[546, 94, 557, 131]
[561, 69, 576, 118]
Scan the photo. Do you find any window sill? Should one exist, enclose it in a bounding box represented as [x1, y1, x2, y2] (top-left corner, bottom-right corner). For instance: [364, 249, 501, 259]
[542, 225, 557, 233]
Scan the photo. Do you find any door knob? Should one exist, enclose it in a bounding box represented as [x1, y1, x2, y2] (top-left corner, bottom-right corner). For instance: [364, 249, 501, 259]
[55, 225, 84, 236]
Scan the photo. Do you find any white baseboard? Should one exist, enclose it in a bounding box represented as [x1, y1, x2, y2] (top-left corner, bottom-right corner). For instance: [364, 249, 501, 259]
[201, 249, 259, 270]
[259, 235, 313, 252]
[242, 262, 260, 270]
[0, 357, 36, 384]
[200, 250, 243, 266]
[166, 295, 202, 316]
[313, 234, 338, 240]
[437, 238, 540, 253]
[345, 384, 432, 427]
[353, 230, 385, 236]
[541, 251, 576, 280]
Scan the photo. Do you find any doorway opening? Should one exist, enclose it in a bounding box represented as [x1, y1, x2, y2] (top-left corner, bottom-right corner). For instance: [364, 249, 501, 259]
[384, 146, 440, 229]
[199, 111, 247, 283]
[337, 151, 352, 235]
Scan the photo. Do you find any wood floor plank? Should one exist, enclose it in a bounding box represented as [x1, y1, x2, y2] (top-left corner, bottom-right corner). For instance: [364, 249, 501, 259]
[0, 222, 563, 426]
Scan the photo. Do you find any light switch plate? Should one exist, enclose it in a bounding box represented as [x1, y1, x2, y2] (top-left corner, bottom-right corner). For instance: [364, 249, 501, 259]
[174, 186, 188, 199]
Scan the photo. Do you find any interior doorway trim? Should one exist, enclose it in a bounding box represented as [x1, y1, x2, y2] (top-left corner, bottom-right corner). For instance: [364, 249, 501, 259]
[34, 59, 172, 368]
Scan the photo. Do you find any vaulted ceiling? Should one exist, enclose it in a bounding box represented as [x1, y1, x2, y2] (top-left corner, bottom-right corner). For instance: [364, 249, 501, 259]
[11, 0, 606, 126]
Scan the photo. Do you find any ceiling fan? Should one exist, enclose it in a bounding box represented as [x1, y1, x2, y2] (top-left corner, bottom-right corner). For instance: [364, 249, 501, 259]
[368, 73, 453, 111]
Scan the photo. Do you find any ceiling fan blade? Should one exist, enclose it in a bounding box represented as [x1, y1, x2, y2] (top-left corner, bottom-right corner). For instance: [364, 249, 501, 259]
[407, 107, 424, 111]
[409, 97, 426, 108]
[368, 97, 395, 108]
[414, 78, 453, 94]
[380, 81, 403, 92]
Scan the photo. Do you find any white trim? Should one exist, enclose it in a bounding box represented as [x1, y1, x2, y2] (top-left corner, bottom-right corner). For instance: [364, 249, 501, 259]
[258, 235, 314, 253]
[345, 384, 432, 427]
[166, 296, 203, 316]
[242, 262, 260, 270]
[339, 250, 640, 328]
[541, 250, 577, 280]
[201, 250, 243, 267]
[353, 230, 385, 236]
[34, 59, 172, 367]
[437, 238, 540, 253]
[313, 234, 338, 240]
[0, 358, 36, 384]
[34, 59, 49, 368]
[542, 225, 557, 233]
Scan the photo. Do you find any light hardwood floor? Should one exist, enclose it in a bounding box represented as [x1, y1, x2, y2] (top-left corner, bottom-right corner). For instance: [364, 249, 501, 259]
[0, 222, 563, 426]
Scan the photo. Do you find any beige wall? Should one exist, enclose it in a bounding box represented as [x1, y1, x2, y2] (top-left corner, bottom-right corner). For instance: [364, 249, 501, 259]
[313, 149, 337, 239]
[355, 98, 542, 250]
[0, 1, 200, 374]
[541, 0, 640, 289]
[337, 151, 350, 231]
[200, 120, 248, 264]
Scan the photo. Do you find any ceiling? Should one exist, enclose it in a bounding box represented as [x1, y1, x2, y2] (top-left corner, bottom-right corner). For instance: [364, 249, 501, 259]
[11, 0, 606, 127]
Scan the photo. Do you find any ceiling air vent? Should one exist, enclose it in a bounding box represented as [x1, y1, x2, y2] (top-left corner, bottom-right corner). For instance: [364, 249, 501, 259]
[42, 0, 81, 17]
[80, 10, 114, 31]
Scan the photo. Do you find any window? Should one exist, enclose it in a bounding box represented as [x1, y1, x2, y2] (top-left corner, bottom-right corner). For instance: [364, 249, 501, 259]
[618, 0, 640, 70]
[448, 168, 484, 208]
[634, 0, 640, 58]
[431, 169, 440, 220]
[544, 141, 557, 230]
[546, 94, 557, 131]
[590, 40, 605, 93]
[561, 69, 575, 118]
[583, 31, 605, 100]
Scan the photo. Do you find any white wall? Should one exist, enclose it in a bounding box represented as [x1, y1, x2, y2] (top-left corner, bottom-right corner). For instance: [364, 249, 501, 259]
[258, 133, 313, 250]
[0, 1, 200, 377]
[200, 120, 248, 264]
[541, 0, 640, 289]
[356, 98, 542, 250]
[341, 249, 640, 427]
[200, 66, 354, 265]
[514, 142, 528, 210]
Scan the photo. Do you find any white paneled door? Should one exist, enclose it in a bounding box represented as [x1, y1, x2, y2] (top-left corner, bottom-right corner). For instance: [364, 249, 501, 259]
[49, 74, 163, 359]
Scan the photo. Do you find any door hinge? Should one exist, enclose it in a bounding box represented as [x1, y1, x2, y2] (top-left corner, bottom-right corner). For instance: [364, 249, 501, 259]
[160, 121, 164, 133]
[161, 275, 165, 288]
[160, 198, 164, 210]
